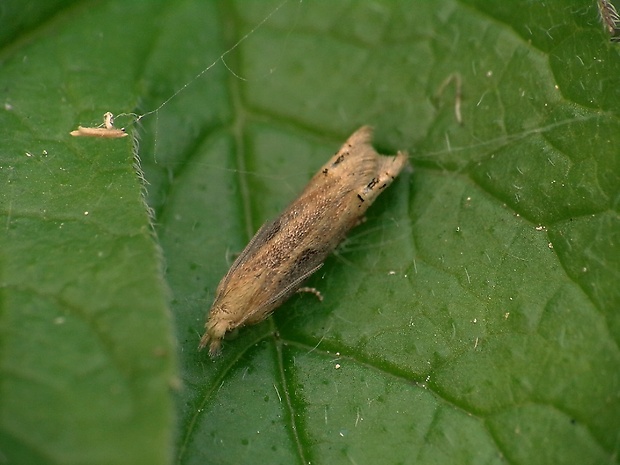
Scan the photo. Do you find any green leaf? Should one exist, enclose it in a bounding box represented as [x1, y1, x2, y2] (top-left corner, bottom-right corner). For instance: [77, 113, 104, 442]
[0, 2, 177, 465]
[1, 1, 619, 465]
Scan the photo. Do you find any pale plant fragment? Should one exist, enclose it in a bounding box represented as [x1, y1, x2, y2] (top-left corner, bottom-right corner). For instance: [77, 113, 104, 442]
[70, 112, 128, 138]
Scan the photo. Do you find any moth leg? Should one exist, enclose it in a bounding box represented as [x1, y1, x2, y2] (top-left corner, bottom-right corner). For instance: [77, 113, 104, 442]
[297, 286, 323, 301]
[354, 216, 367, 228]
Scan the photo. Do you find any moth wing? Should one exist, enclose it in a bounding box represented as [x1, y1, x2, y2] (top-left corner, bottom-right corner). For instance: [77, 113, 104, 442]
[240, 262, 324, 326]
[215, 217, 282, 294]
[265, 262, 324, 309]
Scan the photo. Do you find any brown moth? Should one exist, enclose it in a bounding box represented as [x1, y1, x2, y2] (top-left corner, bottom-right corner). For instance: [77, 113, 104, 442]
[199, 126, 408, 356]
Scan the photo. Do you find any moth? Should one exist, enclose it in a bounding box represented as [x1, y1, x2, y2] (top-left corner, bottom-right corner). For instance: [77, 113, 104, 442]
[199, 126, 408, 356]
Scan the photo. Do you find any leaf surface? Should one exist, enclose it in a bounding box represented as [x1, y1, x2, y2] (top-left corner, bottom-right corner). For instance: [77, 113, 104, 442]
[1, 1, 618, 465]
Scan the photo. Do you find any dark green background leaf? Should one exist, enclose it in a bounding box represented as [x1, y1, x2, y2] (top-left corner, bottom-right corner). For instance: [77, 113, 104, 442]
[0, 1, 618, 465]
